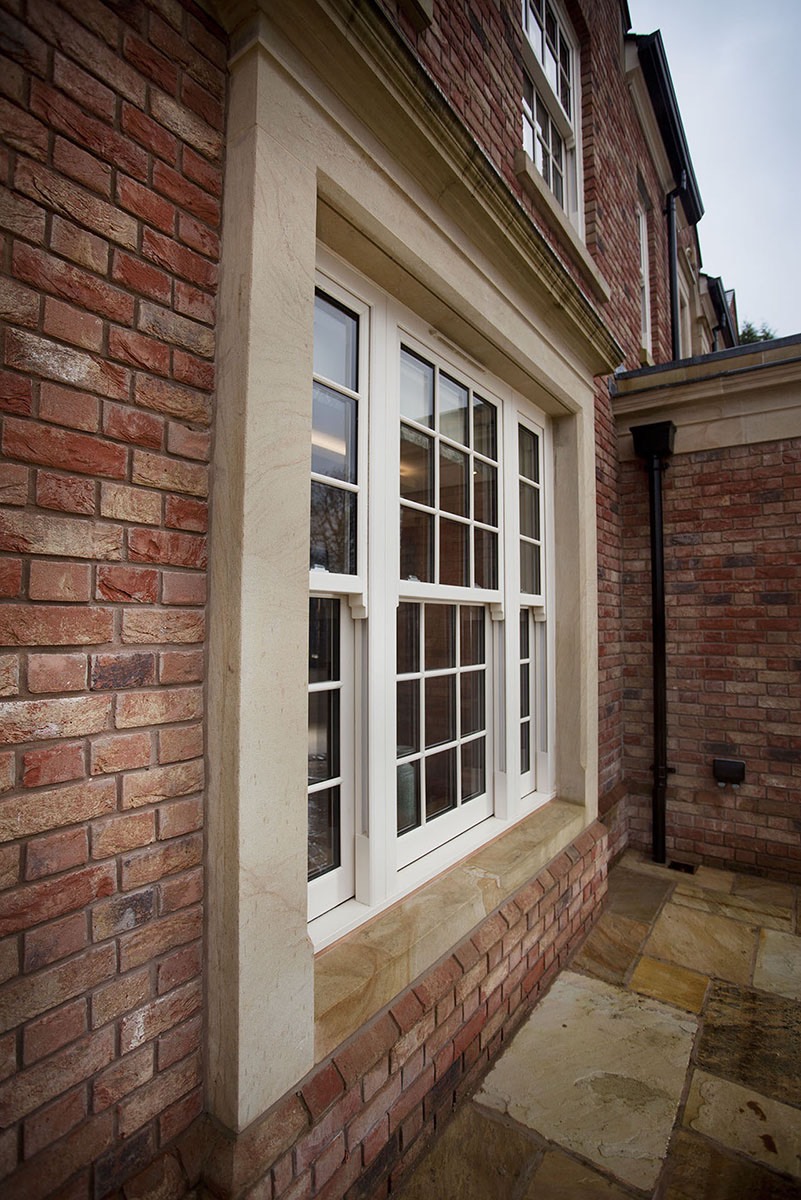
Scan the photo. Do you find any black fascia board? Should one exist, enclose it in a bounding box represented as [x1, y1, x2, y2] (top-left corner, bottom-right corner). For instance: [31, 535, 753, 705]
[636, 31, 704, 226]
[708, 274, 738, 345]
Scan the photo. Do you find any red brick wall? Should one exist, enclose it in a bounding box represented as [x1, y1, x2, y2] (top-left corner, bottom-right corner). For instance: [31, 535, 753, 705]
[0, 1, 226, 1194]
[621, 440, 801, 882]
[179, 826, 607, 1199]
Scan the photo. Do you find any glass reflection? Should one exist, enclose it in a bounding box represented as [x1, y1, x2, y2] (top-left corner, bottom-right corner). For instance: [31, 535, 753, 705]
[519, 481, 540, 539]
[473, 395, 497, 459]
[308, 787, 340, 879]
[521, 540, 541, 594]
[400, 508, 433, 581]
[425, 605, 455, 669]
[310, 482, 356, 574]
[312, 383, 356, 483]
[400, 425, 433, 505]
[397, 679, 420, 756]
[425, 675, 456, 748]
[309, 597, 339, 683]
[519, 426, 540, 482]
[440, 445, 468, 516]
[460, 669, 485, 737]
[440, 517, 469, 586]
[314, 292, 357, 390]
[474, 460, 497, 526]
[401, 348, 434, 427]
[308, 690, 339, 784]
[397, 761, 420, 834]
[439, 373, 468, 445]
[397, 602, 420, 674]
[461, 738, 485, 801]
[474, 527, 498, 589]
[460, 607, 484, 666]
[426, 748, 457, 819]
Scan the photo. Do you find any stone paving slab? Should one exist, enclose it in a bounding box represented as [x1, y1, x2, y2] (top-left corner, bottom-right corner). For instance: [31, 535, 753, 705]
[683, 1069, 801, 1179]
[660, 1131, 801, 1199]
[754, 929, 801, 999]
[696, 982, 801, 1107]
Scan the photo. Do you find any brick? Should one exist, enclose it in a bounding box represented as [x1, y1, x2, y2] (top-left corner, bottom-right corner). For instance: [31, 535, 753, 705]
[122, 759, 204, 809]
[23, 998, 87, 1066]
[0, 509, 121, 559]
[159, 866, 203, 914]
[15, 158, 138, 249]
[121, 103, 178, 164]
[142, 227, 217, 291]
[26, 827, 89, 881]
[0, 774, 115, 840]
[92, 887, 156, 940]
[35, 471, 97, 515]
[103, 402, 164, 450]
[117, 173, 176, 234]
[127, 529, 206, 569]
[150, 91, 223, 161]
[121, 609, 205, 644]
[0, 1026, 114, 1126]
[134, 374, 211, 425]
[24, 1088, 87, 1159]
[24, 909, 88, 971]
[0, 464, 28, 506]
[0, 942, 116, 1035]
[0, 275, 40, 327]
[334, 1013, 399, 1090]
[5, 330, 129, 402]
[0, 560, 23, 598]
[159, 650, 203, 683]
[302, 1062, 346, 1122]
[120, 979, 201, 1053]
[93, 1043, 154, 1112]
[22, 741, 85, 789]
[124, 31, 179, 93]
[50, 216, 109, 275]
[164, 496, 208, 532]
[90, 966, 151, 1030]
[152, 160, 220, 228]
[132, 449, 208, 497]
[4, 415, 127, 478]
[0, 844, 19, 887]
[27, 653, 87, 694]
[14, 243, 134, 324]
[156, 941, 201, 996]
[43, 295, 104, 353]
[111, 249, 172, 305]
[158, 1012, 201, 1071]
[158, 724, 203, 765]
[177, 213, 220, 262]
[29, 560, 92, 602]
[0, 862, 114, 937]
[0, 604, 113, 647]
[53, 135, 112, 197]
[157, 794, 203, 840]
[115, 686, 202, 731]
[27, 1, 145, 105]
[0, 12, 49, 78]
[172, 350, 215, 391]
[39, 383, 100, 432]
[53, 52, 115, 122]
[162, 571, 206, 606]
[96, 564, 159, 603]
[0, 95, 48, 159]
[0, 655, 19, 696]
[138, 299, 215, 358]
[108, 327, 171, 377]
[119, 907, 201, 972]
[0, 184, 47, 243]
[121, 835, 202, 892]
[93, 1125, 157, 1200]
[91, 651, 157, 690]
[90, 730, 152, 775]
[4, 1110, 114, 1200]
[118, 1051, 201, 1137]
[174, 279, 215, 325]
[92, 813, 156, 862]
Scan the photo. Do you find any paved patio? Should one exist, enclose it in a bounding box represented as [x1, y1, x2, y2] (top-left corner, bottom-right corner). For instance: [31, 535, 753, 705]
[397, 850, 801, 1198]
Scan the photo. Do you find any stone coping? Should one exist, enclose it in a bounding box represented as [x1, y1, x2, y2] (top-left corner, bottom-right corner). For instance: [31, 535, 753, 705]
[314, 799, 587, 1060]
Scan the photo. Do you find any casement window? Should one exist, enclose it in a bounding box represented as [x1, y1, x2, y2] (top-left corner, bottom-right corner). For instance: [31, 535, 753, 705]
[636, 201, 652, 356]
[307, 256, 554, 942]
[521, 0, 581, 228]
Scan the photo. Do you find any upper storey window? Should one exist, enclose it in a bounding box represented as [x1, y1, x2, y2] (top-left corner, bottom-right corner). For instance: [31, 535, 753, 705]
[521, 0, 581, 229]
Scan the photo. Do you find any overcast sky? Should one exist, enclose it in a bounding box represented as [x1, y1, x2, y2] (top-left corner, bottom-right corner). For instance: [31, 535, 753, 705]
[628, 0, 801, 338]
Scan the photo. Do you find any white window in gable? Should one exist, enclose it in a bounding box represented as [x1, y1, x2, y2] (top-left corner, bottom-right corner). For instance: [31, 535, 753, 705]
[636, 200, 652, 357]
[521, 0, 580, 227]
[308, 258, 554, 944]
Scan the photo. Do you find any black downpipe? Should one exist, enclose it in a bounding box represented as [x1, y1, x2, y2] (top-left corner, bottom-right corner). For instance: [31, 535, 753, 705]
[666, 171, 686, 362]
[631, 422, 676, 863]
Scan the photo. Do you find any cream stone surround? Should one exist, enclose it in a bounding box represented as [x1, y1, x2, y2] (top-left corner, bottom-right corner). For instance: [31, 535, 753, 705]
[208, 0, 616, 1133]
[612, 339, 801, 457]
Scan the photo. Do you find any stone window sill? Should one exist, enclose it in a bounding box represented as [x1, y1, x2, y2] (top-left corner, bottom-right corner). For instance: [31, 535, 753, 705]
[313, 798, 587, 1060]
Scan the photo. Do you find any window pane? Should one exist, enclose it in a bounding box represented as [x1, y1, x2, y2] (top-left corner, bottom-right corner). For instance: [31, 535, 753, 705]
[519, 427, 539, 482]
[401, 424, 434, 505]
[401, 347, 434, 427]
[426, 748, 457, 819]
[397, 761, 420, 834]
[425, 675, 455, 748]
[401, 507, 433, 581]
[312, 383, 356, 482]
[397, 602, 420, 674]
[521, 723, 531, 775]
[461, 738, 485, 801]
[521, 540, 541, 594]
[474, 395, 497, 459]
[474, 527, 498, 589]
[519, 608, 529, 658]
[397, 679, 420, 756]
[460, 606, 484, 666]
[308, 690, 339, 784]
[460, 669, 485, 737]
[425, 604, 455, 669]
[308, 787, 341, 879]
[519, 481, 540, 539]
[440, 445, 468, 516]
[310, 482, 356, 574]
[314, 292, 357, 390]
[474, 461, 497, 526]
[520, 662, 530, 719]
[440, 517, 469, 586]
[439, 373, 468, 445]
[309, 597, 339, 684]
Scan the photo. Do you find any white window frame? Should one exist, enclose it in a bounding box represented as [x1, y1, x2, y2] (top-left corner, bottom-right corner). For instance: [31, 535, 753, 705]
[308, 250, 556, 949]
[520, 0, 583, 233]
[637, 200, 652, 357]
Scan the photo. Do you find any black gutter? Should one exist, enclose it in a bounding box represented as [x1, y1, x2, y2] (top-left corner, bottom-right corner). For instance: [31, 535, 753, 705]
[705, 274, 738, 349]
[666, 180, 683, 362]
[631, 421, 676, 863]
